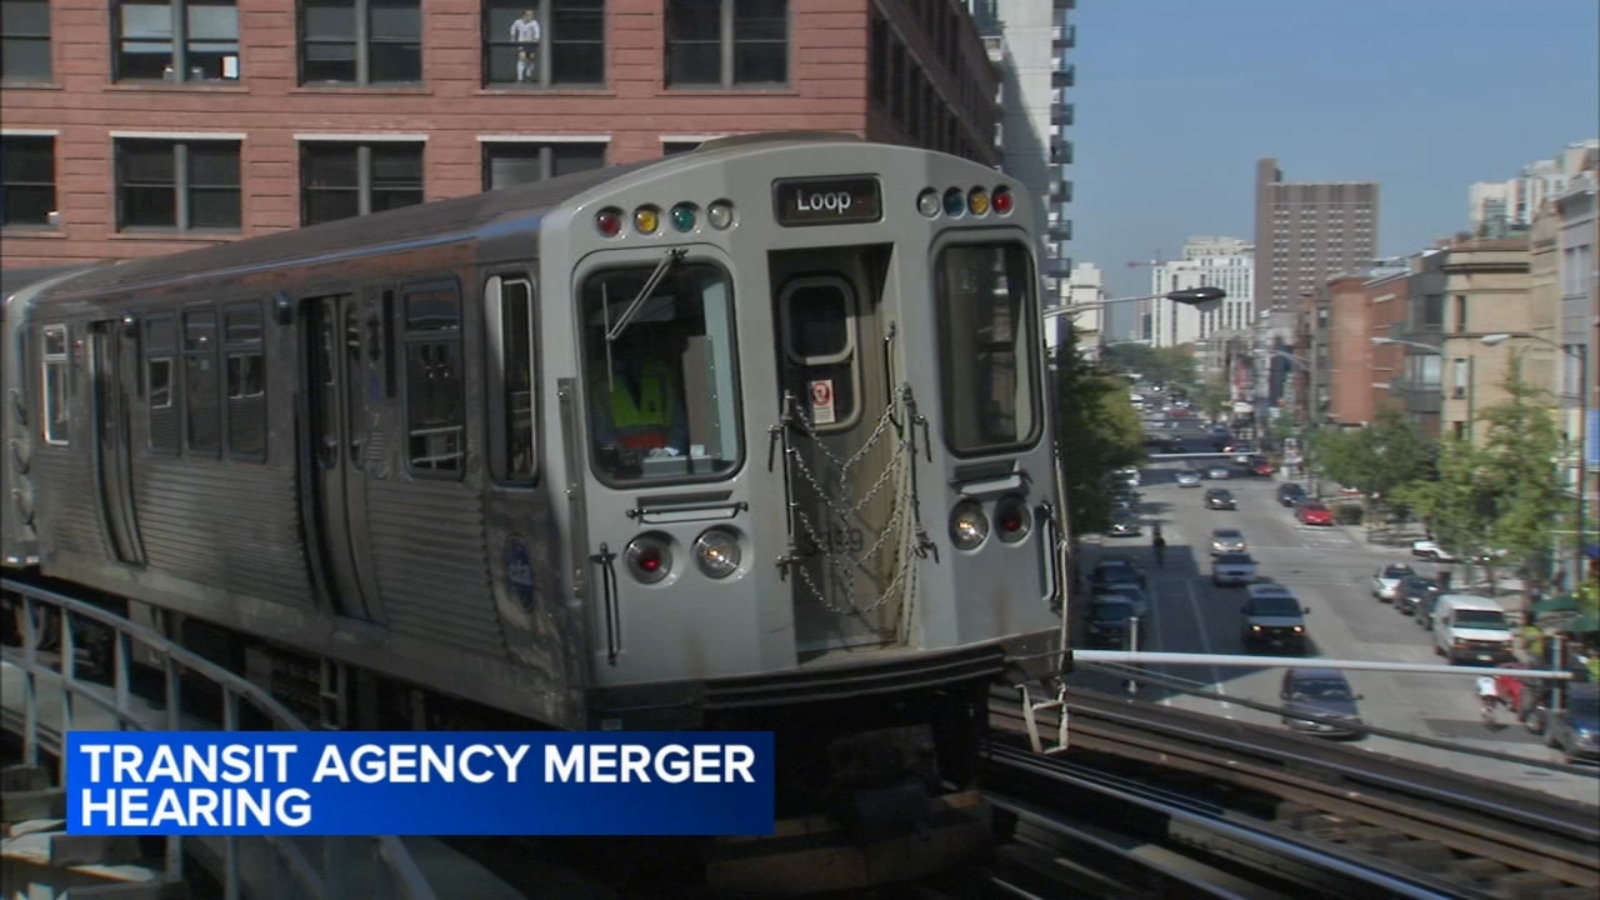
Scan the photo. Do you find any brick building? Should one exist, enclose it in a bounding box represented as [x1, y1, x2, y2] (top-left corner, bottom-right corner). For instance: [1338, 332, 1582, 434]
[0, 0, 999, 268]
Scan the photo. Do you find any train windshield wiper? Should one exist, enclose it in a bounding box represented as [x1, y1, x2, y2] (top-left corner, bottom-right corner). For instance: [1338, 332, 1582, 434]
[605, 247, 687, 343]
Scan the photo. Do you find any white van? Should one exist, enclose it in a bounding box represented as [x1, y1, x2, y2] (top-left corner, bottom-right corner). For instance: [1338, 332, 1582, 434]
[1430, 594, 1514, 665]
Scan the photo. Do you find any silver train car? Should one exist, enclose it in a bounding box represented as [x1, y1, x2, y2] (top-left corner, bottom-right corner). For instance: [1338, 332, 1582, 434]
[3, 132, 1066, 815]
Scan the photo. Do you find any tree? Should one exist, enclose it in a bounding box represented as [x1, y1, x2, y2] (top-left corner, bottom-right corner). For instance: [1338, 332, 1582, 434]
[1477, 361, 1570, 590]
[1053, 327, 1147, 536]
[1393, 434, 1497, 569]
[1099, 342, 1197, 388]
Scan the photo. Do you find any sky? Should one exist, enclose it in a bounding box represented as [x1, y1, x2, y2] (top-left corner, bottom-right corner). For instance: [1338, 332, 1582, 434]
[1065, 0, 1600, 338]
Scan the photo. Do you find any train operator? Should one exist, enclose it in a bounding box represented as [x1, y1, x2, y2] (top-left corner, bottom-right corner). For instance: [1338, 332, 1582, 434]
[588, 326, 690, 461]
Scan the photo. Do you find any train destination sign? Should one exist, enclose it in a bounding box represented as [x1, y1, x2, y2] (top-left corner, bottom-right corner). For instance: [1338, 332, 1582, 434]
[773, 177, 883, 227]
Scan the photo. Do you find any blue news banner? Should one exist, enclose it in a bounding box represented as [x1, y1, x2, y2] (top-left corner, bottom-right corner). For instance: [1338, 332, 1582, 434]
[65, 732, 774, 837]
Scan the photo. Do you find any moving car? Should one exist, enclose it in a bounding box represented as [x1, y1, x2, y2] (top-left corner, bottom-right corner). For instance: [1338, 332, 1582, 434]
[1091, 584, 1151, 618]
[1176, 470, 1203, 488]
[1372, 564, 1416, 603]
[1209, 528, 1248, 557]
[1212, 552, 1257, 587]
[1089, 557, 1147, 591]
[1249, 456, 1275, 477]
[1411, 539, 1458, 562]
[1204, 488, 1238, 510]
[1241, 585, 1310, 654]
[1395, 575, 1442, 617]
[1277, 483, 1307, 508]
[1206, 466, 1231, 480]
[1108, 513, 1142, 537]
[1085, 596, 1150, 650]
[1280, 668, 1365, 739]
[1296, 500, 1334, 526]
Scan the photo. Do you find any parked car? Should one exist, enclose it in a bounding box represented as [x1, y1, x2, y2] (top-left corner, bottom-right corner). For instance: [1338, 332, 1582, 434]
[1209, 528, 1248, 557]
[1241, 585, 1310, 654]
[1207, 466, 1231, 480]
[1296, 500, 1334, 526]
[1089, 558, 1147, 591]
[1277, 483, 1307, 508]
[1176, 470, 1203, 487]
[1545, 684, 1600, 764]
[1395, 575, 1442, 617]
[1372, 564, 1417, 603]
[1229, 444, 1256, 465]
[1249, 457, 1275, 477]
[1212, 552, 1257, 587]
[1280, 668, 1365, 739]
[1091, 584, 1151, 618]
[1411, 539, 1458, 562]
[1430, 595, 1514, 665]
[1085, 596, 1150, 650]
[1204, 488, 1238, 510]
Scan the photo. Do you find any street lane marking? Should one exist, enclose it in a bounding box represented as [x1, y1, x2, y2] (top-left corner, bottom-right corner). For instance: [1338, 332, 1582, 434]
[1184, 578, 1233, 715]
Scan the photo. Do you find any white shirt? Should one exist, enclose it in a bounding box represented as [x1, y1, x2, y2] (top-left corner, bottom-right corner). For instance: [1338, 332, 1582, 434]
[510, 18, 541, 43]
[1477, 676, 1497, 697]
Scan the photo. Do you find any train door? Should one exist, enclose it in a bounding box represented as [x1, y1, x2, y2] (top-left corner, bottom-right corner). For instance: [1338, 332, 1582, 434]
[769, 245, 911, 653]
[300, 293, 383, 622]
[89, 319, 146, 565]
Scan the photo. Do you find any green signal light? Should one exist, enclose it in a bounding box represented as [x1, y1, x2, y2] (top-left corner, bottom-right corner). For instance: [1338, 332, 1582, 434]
[671, 205, 697, 232]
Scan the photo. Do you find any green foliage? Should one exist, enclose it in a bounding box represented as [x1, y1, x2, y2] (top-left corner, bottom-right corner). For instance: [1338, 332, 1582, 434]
[1392, 434, 1497, 560]
[1477, 362, 1570, 581]
[1053, 327, 1148, 536]
[1100, 342, 1198, 388]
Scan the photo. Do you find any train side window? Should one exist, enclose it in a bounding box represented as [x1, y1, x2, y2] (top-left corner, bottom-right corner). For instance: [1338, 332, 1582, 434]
[933, 242, 1042, 456]
[402, 281, 465, 478]
[41, 324, 69, 446]
[224, 303, 266, 461]
[144, 314, 179, 454]
[485, 275, 537, 484]
[184, 307, 221, 457]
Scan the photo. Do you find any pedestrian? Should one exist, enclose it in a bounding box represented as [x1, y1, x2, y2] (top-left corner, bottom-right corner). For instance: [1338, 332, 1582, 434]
[1152, 525, 1166, 568]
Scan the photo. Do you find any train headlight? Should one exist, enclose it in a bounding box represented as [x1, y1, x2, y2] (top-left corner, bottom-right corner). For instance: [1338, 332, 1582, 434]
[992, 186, 1013, 214]
[917, 188, 941, 217]
[707, 200, 735, 230]
[693, 529, 741, 578]
[942, 188, 966, 217]
[995, 496, 1031, 543]
[950, 500, 989, 550]
[670, 203, 697, 232]
[625, 535, 672, 584]
[596, 208, 623, 238]
[634, 206, 661, 234]
[968, 188, 990, 215]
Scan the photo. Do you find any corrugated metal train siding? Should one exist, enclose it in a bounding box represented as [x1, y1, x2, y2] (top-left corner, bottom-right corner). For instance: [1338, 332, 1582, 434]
[365, 479, 507, 657]
[134, 461, 315, 606]
[31, 450, 107, 560]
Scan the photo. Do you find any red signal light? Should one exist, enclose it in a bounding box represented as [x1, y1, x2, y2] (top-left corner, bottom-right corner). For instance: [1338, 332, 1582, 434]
[992, 187, 1013, 214]
[596, 209, 622, 237]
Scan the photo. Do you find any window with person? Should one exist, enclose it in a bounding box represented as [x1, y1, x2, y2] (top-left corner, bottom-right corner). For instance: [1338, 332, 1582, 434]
[579, 260, 740, 484]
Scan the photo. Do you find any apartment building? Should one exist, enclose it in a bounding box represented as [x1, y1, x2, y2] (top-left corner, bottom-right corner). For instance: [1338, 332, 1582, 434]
[1253, 157, 1379, 314]
[0, 0, 1001, 267]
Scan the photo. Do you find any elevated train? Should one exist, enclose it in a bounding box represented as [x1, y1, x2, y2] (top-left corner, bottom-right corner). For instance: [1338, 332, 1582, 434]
[2, 133, 1068, 836]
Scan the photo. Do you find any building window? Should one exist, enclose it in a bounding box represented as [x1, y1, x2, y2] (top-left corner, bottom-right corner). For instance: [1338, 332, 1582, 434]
[1, 135, 55, 226]
[144, 313, 179, 454]
[1451, 358, 1468, 400]
[664, 0, 787, 88]
[184, 307, 220, 456]
[402, 281, 465, 476]
[1453, 294, 1467, 333]
[1452, 420, 1465, 440]
[889, 37, 904, 122]
[115, 139, 241, 232]
[869, 14, 887, 106]
[300, 0, 421, 85]
[1, 0, 52, 81]
[224, 303, 265, 460]
[114, 0, 240, 82]
[41, 323, 68, 446]
[487, 276, 536, 483]
[483, 0, 604, 87]
[661, 141, 700, 157]
[482, 141, 605, 191]
[300, 141, 423, 225]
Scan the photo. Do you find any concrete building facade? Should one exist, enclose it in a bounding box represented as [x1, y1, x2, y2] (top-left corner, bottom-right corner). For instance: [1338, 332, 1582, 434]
[1437, 238, 1539, 444]
[1470, 139, 1600, 232]
[1148, 235, 1253, 348]
[1253, 157, 1379, 315]
[1, 0, 1001, 268]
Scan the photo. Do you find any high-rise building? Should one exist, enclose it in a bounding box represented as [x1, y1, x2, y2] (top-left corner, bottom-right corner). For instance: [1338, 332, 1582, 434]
[966, 0, 1075, 306]
[1252, 158, 1379, 314]
[1042, 261, 1104, 359]
[1148, 236, 1254, 348]
[1470, 139, 1599, 233]
[0, 1, 1003, 268]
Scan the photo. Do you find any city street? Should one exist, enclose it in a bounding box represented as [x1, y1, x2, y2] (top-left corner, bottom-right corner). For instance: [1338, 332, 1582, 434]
[1072, 456, 1600, 805]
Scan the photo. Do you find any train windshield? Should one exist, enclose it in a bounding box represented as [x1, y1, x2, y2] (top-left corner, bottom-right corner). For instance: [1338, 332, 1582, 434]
[580, 260, 741, 484]
[934, 242, 1041, 456]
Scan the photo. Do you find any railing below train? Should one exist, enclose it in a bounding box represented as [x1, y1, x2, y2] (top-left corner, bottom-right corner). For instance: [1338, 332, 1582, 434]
[0, 578, 439, 900]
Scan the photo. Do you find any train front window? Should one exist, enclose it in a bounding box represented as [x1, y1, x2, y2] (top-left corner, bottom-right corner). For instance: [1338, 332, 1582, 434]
[934, 242, 1041, 456]
[580, 260, 741, 484]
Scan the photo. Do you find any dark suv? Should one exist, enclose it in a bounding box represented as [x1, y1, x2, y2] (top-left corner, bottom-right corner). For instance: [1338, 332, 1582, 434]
[1204, 488, 1237, 510]
[1241, 586, 1310, 654]
[1277, 483, 1307, 508]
